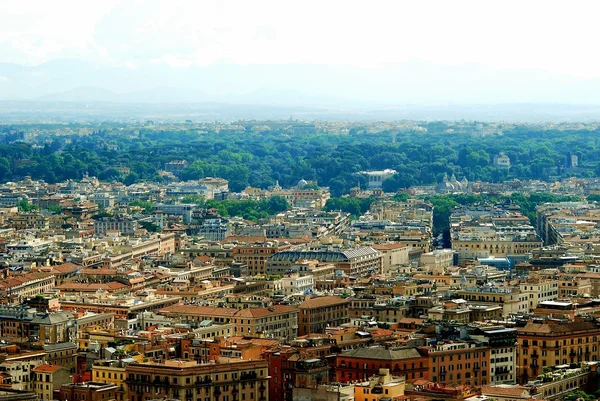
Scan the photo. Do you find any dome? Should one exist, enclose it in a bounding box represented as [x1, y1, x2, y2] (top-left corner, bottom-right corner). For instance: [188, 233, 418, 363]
[297, 178, 308, 188]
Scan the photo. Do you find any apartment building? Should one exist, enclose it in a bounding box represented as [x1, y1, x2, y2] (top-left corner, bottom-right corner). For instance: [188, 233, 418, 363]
[94, 216, 138, 236]
[158, 304, 299, 339]
[125, 359, 269, 401]
[519, 279, 559, 312]
[297, 296, 350, 336]
[516, 318, 600, 383]
[232, 241, 291, 276]
[32, 364, 71, 401]
[456, 287, 529, 317]
[354, 368, 406, 401]
[336, 347, 427, 383]
[60, 382, 119, 401]
[267, 246, 382, 277]
[426, 341, 491, 387]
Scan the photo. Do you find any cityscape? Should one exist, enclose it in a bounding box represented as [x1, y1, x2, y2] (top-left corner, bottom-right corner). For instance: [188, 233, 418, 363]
[3, 1, 600, 401]
[0, 153, 599, 401]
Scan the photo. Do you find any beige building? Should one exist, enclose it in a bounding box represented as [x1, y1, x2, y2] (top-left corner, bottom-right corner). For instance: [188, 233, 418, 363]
[558, 277, 592, 297]
[452, 234, 542, 262]
[354, 368, 406, 401]
[516, 319, 600, 383]
[372, 243, 410, 275]
[519, 279, 559, 312]
[125, 359, 269, 401]
[32, 364, 71, 401]
[456, 288, 529, 317]
[420, 249, 455, 268]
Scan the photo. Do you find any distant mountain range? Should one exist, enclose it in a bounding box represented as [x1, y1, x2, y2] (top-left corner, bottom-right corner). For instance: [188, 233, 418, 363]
[2, 59, 600, 105]
[2, 59, 600, 121]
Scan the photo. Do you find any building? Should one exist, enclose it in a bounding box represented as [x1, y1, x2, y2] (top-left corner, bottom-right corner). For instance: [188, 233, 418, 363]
[233, 241, 292, 276]
[43, 342, 77, 373]
[426, 340, 491, 387]
[30, 312, 76, 345]
[337, 347, 427, 383]
[358, 170, 397, 189]
[372, 243, 410, 275]
[59, 382, 118, 401]
[280, 273, 314, 296]
[515, 318, 600, 383]
[91, 360, 130, 401]
[32, 364, 71, 401]
[420, 249, 455, 268]
[518, 279, 559, 312]
[0, 389, 37, 401]
[153, 203, 194, 224]
[292, 383, 355, 401]
[298, 296, 350, 336]
[125, 359, 268, 401]
[267, 247, 382, 277]
[456, 288, 529, 317]
[94, 216, 138, 236]
[158, 304, 300, 340]
[0, 272, 55, 301]
[10, 213, 49, 231]
[470, 327, 518, 385]
[354, 368, 406, 401]
[493, 153, 511, 169]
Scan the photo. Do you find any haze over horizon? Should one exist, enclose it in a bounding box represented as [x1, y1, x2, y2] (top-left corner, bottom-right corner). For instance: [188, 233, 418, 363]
[2, 0, 600, 112]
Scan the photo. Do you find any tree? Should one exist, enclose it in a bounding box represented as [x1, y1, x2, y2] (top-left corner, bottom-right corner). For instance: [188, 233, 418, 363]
[139, 221, 162, 232]
[266, 196, 289, 213]
[563, 390, 594, 401]
[129, 200, 154, 213]
[17, 199, 36, 212]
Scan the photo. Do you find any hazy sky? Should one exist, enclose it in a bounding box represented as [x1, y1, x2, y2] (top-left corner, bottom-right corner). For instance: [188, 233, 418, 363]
[2, 0, 600, 78]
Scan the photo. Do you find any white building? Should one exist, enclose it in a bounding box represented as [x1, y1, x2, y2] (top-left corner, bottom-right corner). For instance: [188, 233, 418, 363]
[358, 169, 397, 189]
[493, 153, 511, 169]
[420, 249, 455, 268]
[280, 274, 315, 295]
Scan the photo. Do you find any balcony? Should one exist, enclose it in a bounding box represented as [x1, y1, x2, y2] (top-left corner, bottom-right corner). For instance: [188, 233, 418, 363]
[371, 386, 383, 394]
[531, 352, 539, 358]
[240, 372, 257, 381]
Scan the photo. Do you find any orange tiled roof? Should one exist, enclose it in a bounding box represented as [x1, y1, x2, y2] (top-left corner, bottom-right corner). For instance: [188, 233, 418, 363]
[32, 364, 63, 373]
[298, 295, 349, 309]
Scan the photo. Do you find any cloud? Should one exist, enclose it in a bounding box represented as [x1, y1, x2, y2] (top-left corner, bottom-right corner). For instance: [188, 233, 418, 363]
[2, 0, 600, 79]
[0, 76, 8, 82]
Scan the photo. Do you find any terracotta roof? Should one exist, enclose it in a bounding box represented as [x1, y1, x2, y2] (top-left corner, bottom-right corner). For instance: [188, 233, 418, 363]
[159, 304, 298, 320]
[298, 295, 349, 309]
[340, 347, 422, 361]
[0, 272, 53, 289]
[32, 364, 64, 373]
[222, 235, 310, 245]
[398, 317, 424, 325]
[372, 243, 410, 250]
[56, 281, 128, 291]
[481, 385, 530, 397]
[158, 305, 239, 317]
[51, 262, 82, 274]
[517, 320, 600, 335]
[222, 337, 279, 347]
[235, 305, 299, 318]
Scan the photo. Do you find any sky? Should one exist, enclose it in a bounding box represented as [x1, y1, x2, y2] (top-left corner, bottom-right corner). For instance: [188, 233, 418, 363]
[2, 0, 600, 77]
